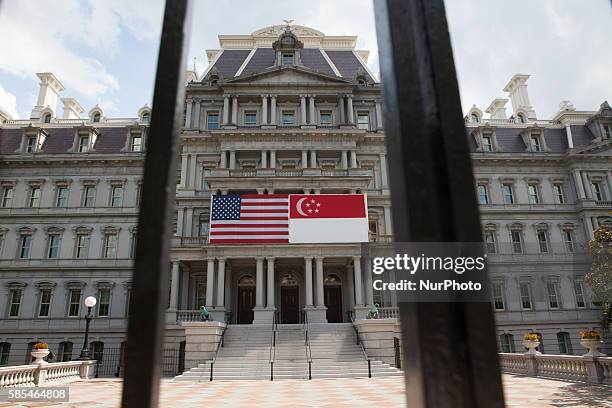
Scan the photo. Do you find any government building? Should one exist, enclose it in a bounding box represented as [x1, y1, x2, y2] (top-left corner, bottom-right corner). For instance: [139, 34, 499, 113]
[0, 24, 610, 371]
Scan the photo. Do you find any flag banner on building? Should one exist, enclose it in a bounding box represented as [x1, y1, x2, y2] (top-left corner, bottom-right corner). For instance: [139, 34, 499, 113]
[209, 194, 368, 244]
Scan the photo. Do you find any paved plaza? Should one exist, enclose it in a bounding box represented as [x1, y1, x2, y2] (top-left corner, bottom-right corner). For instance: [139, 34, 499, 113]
[1, 374, 611, 407]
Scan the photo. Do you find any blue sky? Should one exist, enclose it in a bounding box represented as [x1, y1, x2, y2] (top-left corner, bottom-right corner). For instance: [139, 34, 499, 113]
[0, 0, 610, 120]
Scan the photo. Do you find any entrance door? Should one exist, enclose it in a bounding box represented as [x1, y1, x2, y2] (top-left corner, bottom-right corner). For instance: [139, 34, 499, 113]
[237, 287, 255, 324]
[281, 286, 299, 324]
[324, 286, 342, 323]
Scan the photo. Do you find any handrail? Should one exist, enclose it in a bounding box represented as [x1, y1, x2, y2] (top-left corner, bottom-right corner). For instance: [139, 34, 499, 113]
[349, 311, 372, 378]
[303, 310, 313, 380]
[268, 311, 278, 381]
[204, 317, 229, 382]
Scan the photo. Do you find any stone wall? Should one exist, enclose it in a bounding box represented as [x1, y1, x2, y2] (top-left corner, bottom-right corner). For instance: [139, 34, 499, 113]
[354, 318, 401, 367]
[182, 321, 225, 370]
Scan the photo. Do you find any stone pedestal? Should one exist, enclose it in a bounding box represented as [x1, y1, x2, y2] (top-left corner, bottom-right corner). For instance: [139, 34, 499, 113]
[165, 309, 177, 324]
[181, 321, 226, 370]
[305, 306, 327, 323]
[253, 307, 276, 325]
[79, 360, 97, 379]
[353, 306, 370, 320]
[354, 318, 401, 366]
[210, 308, 226, 323]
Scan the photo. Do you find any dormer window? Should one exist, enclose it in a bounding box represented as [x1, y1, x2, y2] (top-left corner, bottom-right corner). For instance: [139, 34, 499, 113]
[471, 113, 480, 123]
[282, 53, 294, 65]
[131, 135, 142, 152]
[43, 114, 52, 123]
[93, 113, 101, 123]
[516, 113, 526, 123]
[482, 136, 493, 152]
[26, 136, 38, 153]
[78, 135, 90, 152]
[141, 112, 150, 123]
[604, 125, 611, 139]
[531, 135, 542, 152]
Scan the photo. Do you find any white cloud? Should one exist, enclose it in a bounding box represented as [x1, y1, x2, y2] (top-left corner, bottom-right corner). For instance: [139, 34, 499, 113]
[0, 85, 19, 118]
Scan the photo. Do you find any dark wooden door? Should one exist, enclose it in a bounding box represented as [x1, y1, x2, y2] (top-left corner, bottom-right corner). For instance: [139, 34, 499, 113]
[281, 286, 299, 324]
[237, 287, 255, 324]
[324, 286, 342, 323]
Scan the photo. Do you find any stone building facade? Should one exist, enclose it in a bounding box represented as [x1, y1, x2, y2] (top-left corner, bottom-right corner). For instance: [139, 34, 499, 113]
[0, 24, 610, 366]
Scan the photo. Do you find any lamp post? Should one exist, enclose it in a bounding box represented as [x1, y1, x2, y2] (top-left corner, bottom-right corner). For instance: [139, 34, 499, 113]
[78, 296, 97, 360]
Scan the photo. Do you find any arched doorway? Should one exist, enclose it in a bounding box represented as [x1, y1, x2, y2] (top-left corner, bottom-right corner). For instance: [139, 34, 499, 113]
[237, 275, 255, 324]
[324, 273, 343, 323]
[280, 273, 299, 324]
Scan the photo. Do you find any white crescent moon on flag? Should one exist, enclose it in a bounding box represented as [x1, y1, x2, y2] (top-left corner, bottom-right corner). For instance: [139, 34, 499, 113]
[296, 197, 309, 217]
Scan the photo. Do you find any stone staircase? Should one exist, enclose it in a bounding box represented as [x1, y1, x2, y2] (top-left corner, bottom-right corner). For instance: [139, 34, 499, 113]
[174, 323, 402, 381]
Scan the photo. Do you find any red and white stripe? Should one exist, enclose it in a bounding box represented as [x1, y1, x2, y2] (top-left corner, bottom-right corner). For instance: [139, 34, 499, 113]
[209, 194, 289, 244]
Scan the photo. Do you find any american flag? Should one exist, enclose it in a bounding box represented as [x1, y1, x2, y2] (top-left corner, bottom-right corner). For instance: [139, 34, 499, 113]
[209, 194, 289, 244]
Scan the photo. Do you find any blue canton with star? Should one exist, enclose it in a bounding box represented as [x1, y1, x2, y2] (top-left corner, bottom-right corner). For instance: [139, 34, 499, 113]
[211, 195, 241, 220]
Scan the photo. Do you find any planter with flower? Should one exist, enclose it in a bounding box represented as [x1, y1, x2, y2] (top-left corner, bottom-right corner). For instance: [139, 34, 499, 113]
[580, 331, 605, 357]
[522, 333, 541, 355]
[31, 342, 50, 364]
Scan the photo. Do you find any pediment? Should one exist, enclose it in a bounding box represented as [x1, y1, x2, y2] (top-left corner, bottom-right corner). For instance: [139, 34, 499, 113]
[228, 66, 350, 85]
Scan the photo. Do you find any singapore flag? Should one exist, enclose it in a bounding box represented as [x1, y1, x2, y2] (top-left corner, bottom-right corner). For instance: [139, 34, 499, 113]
[289, 194, 369, 243]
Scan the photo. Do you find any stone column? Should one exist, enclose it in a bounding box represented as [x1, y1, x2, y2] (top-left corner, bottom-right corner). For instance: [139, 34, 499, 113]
[231, 96, 238, 125]
[384, 206, 393, 236]
[205, 258, 215, 307]
[350, 151, 358, 168]
[193, 101, 201, 129]
[270, 150, 276, 169]
[223, 95, 229, 125]
[564, 123, 574, 148]
[341, 151, 348, 169]
[216, 258, 226, 308]
[300, 95, 307, 125]
[188, 154, 197, 188]
[169, 262, 180, 310]
[347, 96, 354, 124]
[364, 258, 374, 306]
[302, 150, 308, 169]
[310, 150, 317, 168]
[229, 151, 236, 170]
[185, 100, 193, 128]
[219, 151, 227, 168]
[261, 95, 268, 125]
[270, 95, 277, 125]
[255, 257, 264, 307]
[375, 101, 383, 130]
[573, 170, 585, 199]
[607, 171, 612, 198]
[176, 208, 185, 236]
[353, 256, 363, 306]
[309, 95, 315, 124]
[581, 171, 592, 199]
[346, 263, 355, 310]
[261, 151, 267, 168]
[305, 257, 314, 307]
[338, 96, 345, 124]
[267, 258, 275, 309]
[179, 155, 189, 187]
[380, 153, 389, 189]
[315, 257, 324, 307]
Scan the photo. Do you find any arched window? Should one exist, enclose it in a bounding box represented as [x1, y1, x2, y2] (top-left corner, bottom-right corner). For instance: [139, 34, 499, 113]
[93, 113, 101, 123]
[238, 275, 255, 286]
[499, 333, 514, 353]
[471, 113, 480, 123]
[58, 341, 73, 362]
[141, 112, 150, 123]
[556, 332, 572, 354]
[43, 114, 51, 123]
[516, 113, 525, 124]
[324, 273, 341, 284]
[90, 341, 104, 362]
[0, 342, 11, 365]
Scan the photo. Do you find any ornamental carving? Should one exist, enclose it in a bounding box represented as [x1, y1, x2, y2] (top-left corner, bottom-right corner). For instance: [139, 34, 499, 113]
[252, 25, 324, 38]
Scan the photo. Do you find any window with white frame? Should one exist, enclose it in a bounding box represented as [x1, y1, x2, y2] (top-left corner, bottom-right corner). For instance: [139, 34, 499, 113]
[499, 334, 514, 353]
[38, 288, 52, 317]
[471, 113, 480, 123]
[319, 110, 332, 125]
[75, 233, 90, 259]
[477, 184, 489, 204]
[67, 288, 81, 317]
[131, 134, 142, 152]
[510, 230, 523, 253]
[82, 185, 96, 207]
[1, 186, 13, 208]
[491, 282, 505, 310]
[537, 230, 549, 253]
[93, 113, 101, 123]
[603, 125, 611, 139]
[556, 332, 572, 354]
[18, 234, 32, 259]
[357, 112, 370, 130]
[110, 185, 124, 207]
[282, 53, 294, 65]
[502, 184, 514, 204]
[519, 282, 532, 309]
[553, 184, 565, 204]
[207, 112, 219, 130]
[26, 135, 38, 153]
[281, 110, 295, 125]
[563, 229, 574, 252]
[574, 281, 586, 308]
[8, 287, 23, 317]
[141, 112, 150, 123]
[547, 282, 559, 309]
[530, 135, 542, 152]
[55, 186, 68, 207]
[103, 233, 118, 258]
[244, 111, 257, 125]
[484, 230, 496, 254]
[78, 135, 90, 152]
[28, 186, 41, 207]
[516, 113, 526, 123]
[591, 182, 603, 201]
[47, 234, 61, 258]
[97, 287, 111, 317]
[528, 184, 540, 204]
[482, 135, 493, 152]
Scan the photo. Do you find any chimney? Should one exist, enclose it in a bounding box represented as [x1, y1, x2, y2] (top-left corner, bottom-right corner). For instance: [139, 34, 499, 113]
[30, 72, 65, 120]
[503, 74, 537, 119]
[61, 98, 84, 119]
[485, 98, 509, 119]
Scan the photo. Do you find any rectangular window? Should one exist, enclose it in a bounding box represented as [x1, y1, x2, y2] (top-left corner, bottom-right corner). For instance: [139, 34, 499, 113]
[553, 184, 565, 204]
[357, 112, 370, 130]
[59, 342, 73, 362]
[19, 235, 32, 259]
[537, 231, 548, 253]
[103, 234, 118, 258]
[591, 182, 603, 201]
[131, 135, 142, 152]
[477, 184, 489, 204]
[484, 231, 496, 254]
[78, 136, 90, 153]
[519, 283, 532, 309]
[604, 125, 611, 139]
[68, 289, 81, 317]
[563, 230, 574, 253]
[75, 234, 89, 259]
[282, 111, 295, 125]
[492, 283, 504, 310]
[196, 281, 207, 309]
[47, 235, 60, 258]
[482, 136, 493, 152]
[199, 221, 209, 236]
[98, 288, 111, 317]
[511, 231, 522, 253]
[282, 53, 294, 65]
[528, 184, 539, 204]
[319, 110, 332, 125]
[557, 332, 572, 354]
[9, 289, 21, 317]
[244, 111, 257, 125]
[38, 289, 52, 317]
[55, 187, 68, 207]
[82, 186, 96, 207]
[110, 185, 123, 207]
[547, 283, 559, 308]
[502, 184, 514, 204]
[531, 136, 541, 152]
[207, 112, 219, 130]
[26, 136, 37, 153]
[574, 281, 585, 308]
[500, 335, 514, 353]
[0, 343, 10, 365]
[1, 187, 13, 208]
[28, 187, 41, 207]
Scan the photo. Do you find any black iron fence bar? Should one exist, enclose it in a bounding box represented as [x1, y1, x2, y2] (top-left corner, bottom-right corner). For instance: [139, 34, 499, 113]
[367, 359, 372, 379]
[120, 1, 192, 407]
[209, 362, 213, 382]
[374, 0, 504, 407]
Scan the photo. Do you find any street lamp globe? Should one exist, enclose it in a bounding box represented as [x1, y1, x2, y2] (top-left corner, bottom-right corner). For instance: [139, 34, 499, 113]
[84, 296, 97, 308]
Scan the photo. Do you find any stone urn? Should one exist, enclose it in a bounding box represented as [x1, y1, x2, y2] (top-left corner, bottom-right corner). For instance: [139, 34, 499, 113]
[580, 338, 605, 357]
[522, 340, 541, 355]
[31, 348, 50, 365]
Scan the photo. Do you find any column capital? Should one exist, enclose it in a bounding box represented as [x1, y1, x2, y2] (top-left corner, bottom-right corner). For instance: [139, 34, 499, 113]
[299, 94, 307, 99]
[314, 256, 325, 261]
[260, 94, 269, 99]
[266, 257, 275, 262]
[255, 256, 265, 261]
[270, 94, 277, 99]
[352, 255, 361, 262]
[216, 257, 226, 262]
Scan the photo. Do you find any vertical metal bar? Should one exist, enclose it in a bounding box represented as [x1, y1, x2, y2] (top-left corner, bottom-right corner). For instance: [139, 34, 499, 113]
[210, 363, 213, 381]
[374, 0, 505, 407]
[308, 361, 312, 380]
[120, 1, 192, 407]
[367, 359, 372, 378]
